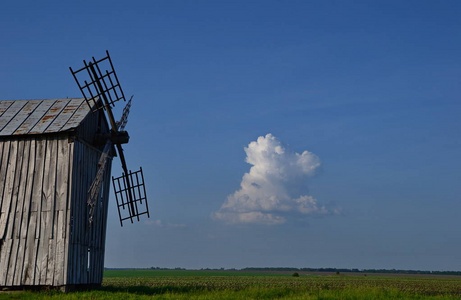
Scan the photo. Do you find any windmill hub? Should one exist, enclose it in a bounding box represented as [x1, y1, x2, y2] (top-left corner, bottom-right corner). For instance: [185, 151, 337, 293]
[111, 130, 130, 144]
[94, 131, 130, 145]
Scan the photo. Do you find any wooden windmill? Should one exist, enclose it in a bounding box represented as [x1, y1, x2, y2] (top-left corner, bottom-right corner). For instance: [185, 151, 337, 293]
[69, 51, 150, 226]
[0, 51, 149, 290]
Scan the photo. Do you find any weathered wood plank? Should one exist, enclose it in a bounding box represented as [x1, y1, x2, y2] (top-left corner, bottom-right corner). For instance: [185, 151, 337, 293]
[28, 99, 69, 134]
[31, 138, 46, 213]
[21, 211, 37, 285]
[5, 140, 26, 240]
[30, 138, 47, 285]
[1, 101, 41, 136]
[4, 140, 26, 286]
[46, 140, 59, 286]
[98, 159, 112, 282]
[54, 210, 65, 286]
[0, 101, 27, 133]
[14, 100, 56, 135]
[42, 138, 57, 213]
[61, 100, 89, 132]
[35, 138, 52, 285]
[13, 140, 31, 240]
[0, 140, 18, 240]
[16, 140, 36, 285]
[0, 140, 11, 219]
[52, 138, 70, 286]
[6, 238, 19, 286]
[12, 140, 32, 285]
[70, 140, 84, 284]
[46, 99, 84, 133]
[63, 140, 74, 285]
[36, 210, 49, 285]
[0, 239, 12, 285]
[39, 138, 58, 285]
[56, 138, 70, 211]
[0, 101, 14, 118]
[46, 210, 58, 285]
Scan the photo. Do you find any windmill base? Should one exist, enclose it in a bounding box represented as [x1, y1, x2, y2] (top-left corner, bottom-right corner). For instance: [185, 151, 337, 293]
[0, 283, 102, 293]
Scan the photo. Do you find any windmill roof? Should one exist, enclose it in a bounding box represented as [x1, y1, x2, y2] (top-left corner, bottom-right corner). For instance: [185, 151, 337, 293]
[0, 98, 92, 136]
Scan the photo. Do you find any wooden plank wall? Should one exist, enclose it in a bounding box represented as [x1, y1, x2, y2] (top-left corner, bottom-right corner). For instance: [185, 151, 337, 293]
[66, 140, 112, 285]
[64, 107, 112, 285]
[0, 136, 72, 286]
[0, 107, 112, 287]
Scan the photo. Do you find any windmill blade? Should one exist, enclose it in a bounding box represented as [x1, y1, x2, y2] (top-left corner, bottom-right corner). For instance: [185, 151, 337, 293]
[116, 96, 132, 131]
[70, 51, 150, 226]
[87, 139, 113, 224]
[69, 50, 126, 112]
[112, 167, 149, 226]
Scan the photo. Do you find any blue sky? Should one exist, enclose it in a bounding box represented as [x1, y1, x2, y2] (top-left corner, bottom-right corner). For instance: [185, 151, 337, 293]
[2, 0, 461, 271]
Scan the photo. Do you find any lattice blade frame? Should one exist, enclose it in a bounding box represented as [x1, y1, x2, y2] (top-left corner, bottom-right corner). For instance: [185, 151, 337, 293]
[112, 167, 149, 226]
[70, 50, 127, 112]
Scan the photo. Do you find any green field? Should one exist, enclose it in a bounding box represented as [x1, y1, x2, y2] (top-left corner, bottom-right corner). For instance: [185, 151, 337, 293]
[2, 270, 461, 299]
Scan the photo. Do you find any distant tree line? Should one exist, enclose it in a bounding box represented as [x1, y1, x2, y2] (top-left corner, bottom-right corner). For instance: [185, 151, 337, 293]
[241, 267, 461, 276]
[104, 267, 461, 276]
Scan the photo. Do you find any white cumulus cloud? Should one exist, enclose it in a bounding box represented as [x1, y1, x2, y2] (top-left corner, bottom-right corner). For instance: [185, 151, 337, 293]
[213, 134, 336, 225]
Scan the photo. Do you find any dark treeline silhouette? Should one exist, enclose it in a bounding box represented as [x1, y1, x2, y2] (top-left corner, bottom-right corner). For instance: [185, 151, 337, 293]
[241, 267, 461, 276]
[104, 267, 461, 275]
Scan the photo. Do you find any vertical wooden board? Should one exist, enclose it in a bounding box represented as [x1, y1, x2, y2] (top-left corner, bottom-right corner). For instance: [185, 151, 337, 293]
[20, 139, 35, 237]
[44, 137, 69, 286]
[16, 140, 36, 285]
[98, 160, 112, 283]
[54, 210, 65, 286]
[82, 145, 92, 284]
[39, 138, 58, 285]
[9, 140, 29, 285]
[78, 141, 90, 284]
[56, 138, 69, 211]
[45, 210, 58, 285]
[4, 139, 26, 285]
[63, 140, 74, 285]
[36, 210, 49, 285]
[46, 139, 58, 237]
[71, 142, 80, 283]
[35, 138, 51, 285]
[81, 244, 87, 283]
[31, 138, 46, 213]
[87, 148, 96, 279]
[1, 101, 41, 136]
[5, 139, 26, 240]
[0, 141, 5, 181]
[0, 140, 11, 214]
[0, 101, 27, 132]
[0, 239, 12, 285]
[21, 211, 37, 285]
[70, 141, 83, 284]
[41, 138, 57, 214]
[12, 140, 32, 285]
[13, 140, 31, 239]
[6, 238, 19, 286]
[0, 140, 18, 239]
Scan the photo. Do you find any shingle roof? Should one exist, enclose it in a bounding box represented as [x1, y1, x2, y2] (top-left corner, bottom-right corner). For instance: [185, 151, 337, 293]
[0, 98, 91, 136]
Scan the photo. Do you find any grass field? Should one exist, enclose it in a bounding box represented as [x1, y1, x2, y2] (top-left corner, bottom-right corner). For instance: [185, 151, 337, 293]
[2, 270, 461, 299]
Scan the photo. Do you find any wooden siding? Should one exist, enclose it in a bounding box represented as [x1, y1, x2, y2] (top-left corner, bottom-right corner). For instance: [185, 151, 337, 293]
[67, 140, 112, 285]
[0, 137, 72, 286]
